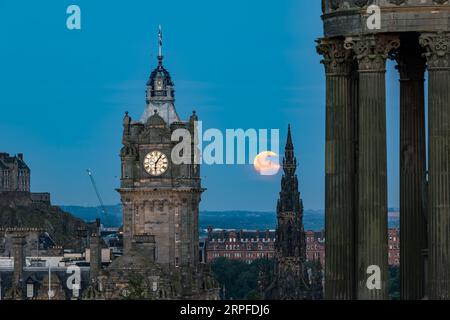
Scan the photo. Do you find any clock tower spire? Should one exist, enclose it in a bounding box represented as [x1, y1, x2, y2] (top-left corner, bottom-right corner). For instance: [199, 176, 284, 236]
[141, 26, 180, 125]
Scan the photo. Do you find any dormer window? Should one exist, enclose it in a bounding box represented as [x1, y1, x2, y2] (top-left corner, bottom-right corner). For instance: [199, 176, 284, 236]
[27, 283, 34, 298]
[26, 278, 35, 299]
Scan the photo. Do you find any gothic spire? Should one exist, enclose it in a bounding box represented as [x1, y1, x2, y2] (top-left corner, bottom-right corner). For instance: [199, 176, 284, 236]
[266, 125, 310, 300]
[283, 124, 297, 176]
[286, 124, 294, 150]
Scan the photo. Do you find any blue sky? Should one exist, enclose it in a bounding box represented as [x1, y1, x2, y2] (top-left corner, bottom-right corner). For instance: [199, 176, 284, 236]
[0, 1, 402, 211]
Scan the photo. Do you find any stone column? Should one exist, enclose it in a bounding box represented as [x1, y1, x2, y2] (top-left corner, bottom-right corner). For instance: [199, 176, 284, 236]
[345, 34, 399, 300]
[395, 40, 427, 300]
[317, 38, 356, 300]
[419, 32, 450, 300]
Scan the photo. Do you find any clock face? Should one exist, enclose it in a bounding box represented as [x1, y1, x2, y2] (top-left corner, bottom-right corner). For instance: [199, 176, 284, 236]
[144, 151, 169, 176]
[156, 79, 163, 90]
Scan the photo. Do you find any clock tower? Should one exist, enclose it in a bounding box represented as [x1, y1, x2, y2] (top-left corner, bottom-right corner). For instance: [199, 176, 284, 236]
[118, 46, 203, 269]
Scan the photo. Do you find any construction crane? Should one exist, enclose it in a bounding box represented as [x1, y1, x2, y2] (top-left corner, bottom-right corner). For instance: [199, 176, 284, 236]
[86, 169, 108, 223]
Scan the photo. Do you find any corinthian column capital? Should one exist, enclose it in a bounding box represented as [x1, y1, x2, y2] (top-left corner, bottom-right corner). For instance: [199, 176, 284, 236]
[344, 34, 400, 72]
[316, 38, 353, 75]
[391, 41, 426, 81]
[419, 32, 450, 70]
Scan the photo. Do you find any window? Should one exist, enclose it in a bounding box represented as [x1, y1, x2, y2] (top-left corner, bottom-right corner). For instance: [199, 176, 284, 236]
[27, 283, 34, 298]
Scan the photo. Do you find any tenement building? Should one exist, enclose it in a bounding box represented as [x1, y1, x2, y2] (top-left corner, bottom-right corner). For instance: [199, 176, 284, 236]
[204, 228, 276, 263]
[205, 228, 398, 268]
[305, 230, 325, 267]
[388, 229, 400, 267]
[317, 0, 450, 300]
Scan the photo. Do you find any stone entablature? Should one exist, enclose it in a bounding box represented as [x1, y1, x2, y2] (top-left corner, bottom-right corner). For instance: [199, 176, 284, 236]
[321, 0, 450, 37]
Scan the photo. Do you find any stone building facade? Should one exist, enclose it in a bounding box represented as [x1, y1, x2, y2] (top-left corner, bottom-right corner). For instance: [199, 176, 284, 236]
[118, 54, 201, 268]
[388, 229, 400, 267]
[0, 153, 30, 192]
[0, 153, 50, 206]
[204, 227, 398, 269]
[317, 0, 450, 300]
[0, 228, 89, 300]
[204, 228, 276, 264]
[108, 38, 218, 300]
[305, 230, 325, 267]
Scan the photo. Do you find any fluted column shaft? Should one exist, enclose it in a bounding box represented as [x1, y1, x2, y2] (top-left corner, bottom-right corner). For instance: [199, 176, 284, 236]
[420, 32, 450, 300]
[396, 42, 427, 300]
[317, 39, 356, 300]
[346, 35, 399, 300]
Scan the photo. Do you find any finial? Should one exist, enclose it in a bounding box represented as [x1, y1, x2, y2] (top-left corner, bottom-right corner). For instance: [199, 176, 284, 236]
[154, 109, 158, 114]
[158, 25, 163, 59]
[190, 110, 198, 122]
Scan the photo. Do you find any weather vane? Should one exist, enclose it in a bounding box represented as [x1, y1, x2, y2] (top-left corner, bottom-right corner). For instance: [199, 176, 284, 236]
[158, 25, 163, 57]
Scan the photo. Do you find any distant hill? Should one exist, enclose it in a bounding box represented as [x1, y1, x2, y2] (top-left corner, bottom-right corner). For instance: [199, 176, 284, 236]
[60, 205, 123, 228]
[61, 205, 400, 233]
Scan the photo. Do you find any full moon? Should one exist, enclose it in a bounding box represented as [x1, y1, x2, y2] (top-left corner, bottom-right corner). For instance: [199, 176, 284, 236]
[253, 151, 281, 176]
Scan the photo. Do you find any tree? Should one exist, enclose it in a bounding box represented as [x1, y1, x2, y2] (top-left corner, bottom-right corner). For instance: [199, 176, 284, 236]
[389, 266, 400, 300]
[210, 258, 275, 300]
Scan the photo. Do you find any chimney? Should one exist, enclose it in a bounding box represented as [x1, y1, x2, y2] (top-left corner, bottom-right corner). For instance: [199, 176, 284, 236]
[11, 233, 26, 285]
[89, 233, 102, 279]
[88, 218, 102, 279]
[207, 226, 213, 240]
